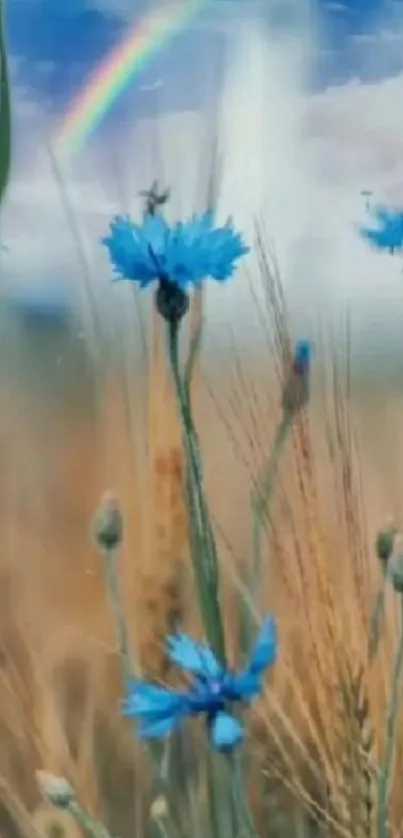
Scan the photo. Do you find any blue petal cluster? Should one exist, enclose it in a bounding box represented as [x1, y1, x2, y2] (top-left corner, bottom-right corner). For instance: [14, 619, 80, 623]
[359, 206, 403, 253]
[102, 212, 249, 290]
[123, 617, 277, 751]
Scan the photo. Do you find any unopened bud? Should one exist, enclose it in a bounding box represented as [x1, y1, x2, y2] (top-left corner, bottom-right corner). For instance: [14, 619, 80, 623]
[376, 519, 397, 569]
[390, 535, 403, 594]
[150, 796, 169, 821]
[36, 772, 75, 809]
[282, 340, 312, 416]
[93, 492, 123, 551]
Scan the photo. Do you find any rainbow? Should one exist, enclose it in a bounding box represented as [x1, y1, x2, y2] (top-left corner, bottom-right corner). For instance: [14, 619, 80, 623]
[55, 0, 208, 159]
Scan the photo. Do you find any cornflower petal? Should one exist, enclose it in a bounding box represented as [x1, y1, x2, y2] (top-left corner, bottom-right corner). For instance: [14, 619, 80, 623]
[211, 712, 245, 750]
[166, 633, 223, 680]
[359, 205, 403, 252]
[246, 616, 278, 677]
[230, 671, 262, 700]
[103, 211, 249, 291]
[123, 680, 185, 719]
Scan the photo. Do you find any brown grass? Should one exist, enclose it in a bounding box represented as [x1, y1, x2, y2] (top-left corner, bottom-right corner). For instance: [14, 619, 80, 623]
[1, 280, 403, 838]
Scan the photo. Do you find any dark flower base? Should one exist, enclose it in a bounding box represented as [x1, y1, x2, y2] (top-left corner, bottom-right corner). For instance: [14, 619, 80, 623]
[155, 278, 189, 324]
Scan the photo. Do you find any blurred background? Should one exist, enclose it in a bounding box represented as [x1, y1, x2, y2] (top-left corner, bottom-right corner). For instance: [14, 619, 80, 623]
[4, 0, 403, 360]
[1, 0, 403, 606]
[1, 2, 403, 834]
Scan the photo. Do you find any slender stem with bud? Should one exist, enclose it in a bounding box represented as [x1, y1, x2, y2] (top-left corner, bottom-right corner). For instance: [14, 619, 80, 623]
[369, 577, 387, 661]
[93, 494, 135, 686]
[37, 774, 114, 838]
[100, 545, 134, 687]
[245, 344, 310, 650]
[252, 412, 293, 598]
[66, 801, 115, 838]
[370, 522, 397, 661]
[378, 596, 403, 838]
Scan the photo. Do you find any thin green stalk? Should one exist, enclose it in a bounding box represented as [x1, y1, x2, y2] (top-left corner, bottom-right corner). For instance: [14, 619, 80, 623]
[152, 817, 172, 838]
[101, 545, 135, 687]
[228, 752, 259, 838]
[377, 596, 403, 838]
[240, 411, 293, 654]
[252, 411, 293, 594]
[184, 319, 203, 392]
[176, 324, 221, 585]
[206, 749, 233, 838]
[369, 577, 387, 661]
[66, 801, 114, 838]
[100, 547, 182, 838]
[167, 319, 225, 664]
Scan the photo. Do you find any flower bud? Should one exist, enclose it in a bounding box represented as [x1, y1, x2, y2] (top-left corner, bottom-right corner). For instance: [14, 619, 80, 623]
[375, 518, 397, 569]
[282, 340, 312, 416]
[36, 772, 75, 809]
[150, 796, 169, 821]
[93, 492, 123, 551]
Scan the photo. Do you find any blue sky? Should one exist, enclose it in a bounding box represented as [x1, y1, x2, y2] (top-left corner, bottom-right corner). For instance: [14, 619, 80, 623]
[6, 0, 403, 115]
[4, 0, 403, 351]
[5, 0, 403, 161]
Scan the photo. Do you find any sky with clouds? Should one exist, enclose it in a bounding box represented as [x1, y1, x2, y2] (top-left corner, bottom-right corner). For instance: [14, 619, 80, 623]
[3, 0, 403, 365]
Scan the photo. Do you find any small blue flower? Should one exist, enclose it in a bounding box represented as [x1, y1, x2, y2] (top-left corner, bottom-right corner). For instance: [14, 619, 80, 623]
[102, 212, 249, 291]
[123, 616, 277, 751]
[359, 205, 403, 254]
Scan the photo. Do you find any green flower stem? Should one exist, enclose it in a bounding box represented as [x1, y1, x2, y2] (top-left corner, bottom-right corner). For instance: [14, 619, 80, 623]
[228, 752, 259, 838]
[206, 757, 222, 838]
[252, 411, 293, 594]
[65, 801, 114, 838]
[369, 577, 387, 661]
[240, 410, 294, 654]
[377, 596, 403, 838]
[167, 319, 226, 664]
[206, 750, 234, 838]
[101, 545, 135, 687]
[184, 320, 203, 393]
[100, 547, 183, 838]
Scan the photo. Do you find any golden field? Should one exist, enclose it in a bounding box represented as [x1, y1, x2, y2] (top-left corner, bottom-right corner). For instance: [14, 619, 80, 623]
[1, 284, 403, 838]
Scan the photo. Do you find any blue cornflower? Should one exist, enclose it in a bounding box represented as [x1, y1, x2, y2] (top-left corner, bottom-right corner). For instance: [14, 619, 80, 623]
[103, 212, 249, 290]
[123, 616, 277, 751]
[359, 205, 403, 253]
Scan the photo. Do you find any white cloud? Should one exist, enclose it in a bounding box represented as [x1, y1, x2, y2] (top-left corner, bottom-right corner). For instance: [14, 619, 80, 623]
[323, 2, 348, 11]
[4, 6, 403, 360]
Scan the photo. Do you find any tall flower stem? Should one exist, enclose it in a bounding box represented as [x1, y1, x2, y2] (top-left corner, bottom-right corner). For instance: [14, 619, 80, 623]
[228, 752, 259, 838]
[101, 545, 135, 688]
[66, 801, 114, 838]
[377, 597, 403, 838]
[167, 319, 225, 664]
[248, 412, 293, 632]
[369, 576, 387, 662]
[99, 541, 183, 838]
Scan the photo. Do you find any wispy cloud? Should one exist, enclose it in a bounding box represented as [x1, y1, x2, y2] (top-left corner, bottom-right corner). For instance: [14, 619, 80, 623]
[4, 7, 403, 358]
